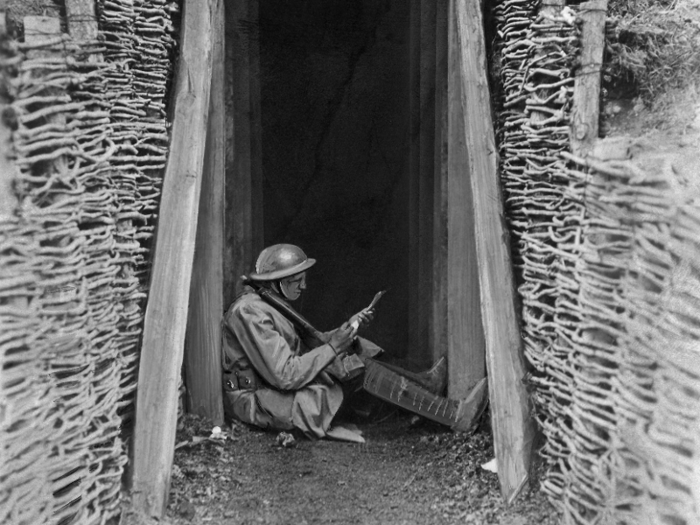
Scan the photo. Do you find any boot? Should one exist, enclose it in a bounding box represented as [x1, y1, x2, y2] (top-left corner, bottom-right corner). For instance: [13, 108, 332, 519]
[372, 356, 447, 395]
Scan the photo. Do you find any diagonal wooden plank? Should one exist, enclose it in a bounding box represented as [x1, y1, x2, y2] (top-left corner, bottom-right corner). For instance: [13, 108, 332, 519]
[443, 0, 486, 401]
[184, 0, 225, 424]
[130, 0, 217, 517]
[453, 0, 535, 503]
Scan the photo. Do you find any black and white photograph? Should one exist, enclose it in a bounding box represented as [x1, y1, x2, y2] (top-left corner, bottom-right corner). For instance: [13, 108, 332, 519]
[1, 0, 699, 524]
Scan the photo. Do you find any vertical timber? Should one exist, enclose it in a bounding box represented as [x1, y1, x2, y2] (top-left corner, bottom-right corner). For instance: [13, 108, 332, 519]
[131, 0, 215, 517]
[419, 0, 437, 364]
[408, 0, 423, 364]
[224, 0, 263, 307]
[0, 5, 18, 220]
[444, 0, 486, 400]
[409, 0, 439, 366]
[432, 0, 449, 364]
[184, 0, 225, 424]
[571, 0, 608, 156]
[454, 0, 535, 503]
[65, 0, 98, 45]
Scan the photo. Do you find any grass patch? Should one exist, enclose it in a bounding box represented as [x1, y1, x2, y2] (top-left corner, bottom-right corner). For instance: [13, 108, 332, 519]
[604, 0, 700, 102]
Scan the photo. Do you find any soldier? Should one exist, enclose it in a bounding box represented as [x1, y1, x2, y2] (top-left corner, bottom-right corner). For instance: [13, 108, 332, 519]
[222, 244, 485, 442]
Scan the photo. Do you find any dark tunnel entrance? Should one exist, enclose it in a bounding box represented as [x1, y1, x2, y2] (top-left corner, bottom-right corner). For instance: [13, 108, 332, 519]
[258, 0, 413, 361]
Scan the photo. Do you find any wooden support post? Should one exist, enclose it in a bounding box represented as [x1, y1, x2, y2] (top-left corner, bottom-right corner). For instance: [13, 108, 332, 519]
[65, 0, 98, 44]
[408, 0, 424, 364]
[224, 0, 263, 307]
[409, 0, 439, 366]
[184, 0, 225, 424]
[454, 0, 535, 503]
[0, 7, 18, 220]
[419, 0, 437, 364]
[131, 0, 216, 517]
[443, 0, 486, 401]
[571, 0, 609, 156]
[432, 0, 449, 365]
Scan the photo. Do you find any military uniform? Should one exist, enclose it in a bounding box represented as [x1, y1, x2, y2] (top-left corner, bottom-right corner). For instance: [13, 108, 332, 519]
[223, 291, 381, 439]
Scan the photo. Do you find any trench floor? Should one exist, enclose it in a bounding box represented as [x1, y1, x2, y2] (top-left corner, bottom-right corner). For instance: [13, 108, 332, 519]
[131, 412, 561, 525]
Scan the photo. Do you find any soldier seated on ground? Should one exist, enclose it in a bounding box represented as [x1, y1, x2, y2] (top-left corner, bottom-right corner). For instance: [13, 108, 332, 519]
[222, 244, 448, 443]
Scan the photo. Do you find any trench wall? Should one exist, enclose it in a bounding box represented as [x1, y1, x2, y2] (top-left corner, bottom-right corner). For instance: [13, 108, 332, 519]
[0, 2, 177, 523]
[494, 1, 700, 523]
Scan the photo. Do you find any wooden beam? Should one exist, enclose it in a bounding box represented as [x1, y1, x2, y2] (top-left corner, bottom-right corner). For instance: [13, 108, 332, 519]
[0, 7, 18, 220]
[432, 0, 449, 364]
[444, 0, 486, 401]
[571, 0, 609, 156]
[184, 0, 225, 424]
[419, 0, 437, 365]
[131, 0, 216, 517]
[24, 16, 61, 56]
[65, 0, 98, 43]
[248, 0, 263, 252]
[454, 0, 535, 503]
[407, 0, 422, 365]
[0, 1, 6, 37]
[224, 0, 263, 307]
[409, 0, 438, 366]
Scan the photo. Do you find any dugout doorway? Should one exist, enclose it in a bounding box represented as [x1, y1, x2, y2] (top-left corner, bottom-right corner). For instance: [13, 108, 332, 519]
[224, 0, 485, 394]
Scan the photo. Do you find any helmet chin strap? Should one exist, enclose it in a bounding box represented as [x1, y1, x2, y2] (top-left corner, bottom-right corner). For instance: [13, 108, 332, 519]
[279, 279, 294, 300]
[273, 280, 293, 300]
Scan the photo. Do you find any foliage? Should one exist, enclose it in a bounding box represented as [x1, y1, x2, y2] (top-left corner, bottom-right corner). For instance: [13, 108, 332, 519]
[604, 0, 700, 102]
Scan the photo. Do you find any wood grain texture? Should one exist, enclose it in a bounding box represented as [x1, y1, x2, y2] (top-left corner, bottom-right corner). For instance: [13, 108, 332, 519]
[0, 8, 18, 220]
[184, 0, 225, 425]
[419, 0, 437, 364]
[454, 0, 535, 503]
[445, 0, 486, 401]
[432, 0, 449, 366]
[65, 0, 98, 43]
[224, 0, 263, 306]
[571, 0, 609, 156]
[408, 0, 427, 365]
[131, 0, 216, 517]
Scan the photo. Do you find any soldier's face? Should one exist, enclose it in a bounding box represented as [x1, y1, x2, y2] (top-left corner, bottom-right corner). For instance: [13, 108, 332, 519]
[280, 272, 306, 301]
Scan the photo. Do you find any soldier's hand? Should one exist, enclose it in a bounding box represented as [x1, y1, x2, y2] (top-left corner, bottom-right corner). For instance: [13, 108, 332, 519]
[329, 323, 355, 355]
[349, 309, 374, 331]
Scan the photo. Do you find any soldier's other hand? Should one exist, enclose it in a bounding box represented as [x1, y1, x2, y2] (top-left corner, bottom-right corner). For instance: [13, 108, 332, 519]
[329, 323, 355, 355]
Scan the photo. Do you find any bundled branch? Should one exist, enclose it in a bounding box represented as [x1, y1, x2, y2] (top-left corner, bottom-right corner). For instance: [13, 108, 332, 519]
[494, 1, 700, 524]
[0, 2, 178, 523]
[493, 0, 580, 510]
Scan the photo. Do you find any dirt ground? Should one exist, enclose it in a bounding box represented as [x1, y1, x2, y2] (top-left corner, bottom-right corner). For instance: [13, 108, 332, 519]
[148, 413, 559, 525]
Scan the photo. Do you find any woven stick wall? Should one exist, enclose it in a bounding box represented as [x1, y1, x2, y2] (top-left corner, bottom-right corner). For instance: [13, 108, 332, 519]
[0, 2, 177, 524]
[494, 1, 700, 523]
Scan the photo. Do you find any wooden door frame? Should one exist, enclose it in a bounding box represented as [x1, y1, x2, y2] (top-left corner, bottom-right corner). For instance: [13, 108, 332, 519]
[217, 0, 486, 401]
[223, 0, 264, 307]
[409, 0, 486, 398]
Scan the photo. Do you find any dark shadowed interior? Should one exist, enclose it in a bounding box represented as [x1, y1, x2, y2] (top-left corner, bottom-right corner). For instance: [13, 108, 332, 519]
[258, 0, 413, 360]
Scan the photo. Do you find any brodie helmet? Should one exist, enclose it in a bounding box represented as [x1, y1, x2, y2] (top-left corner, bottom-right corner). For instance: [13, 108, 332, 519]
[248, 244, 316, 281]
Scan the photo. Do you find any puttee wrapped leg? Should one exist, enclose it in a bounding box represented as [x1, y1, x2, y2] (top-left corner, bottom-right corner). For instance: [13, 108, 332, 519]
[361, 359, 488, 431]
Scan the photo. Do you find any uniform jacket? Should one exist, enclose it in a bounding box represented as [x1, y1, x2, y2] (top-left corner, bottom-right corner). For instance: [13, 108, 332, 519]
[222, 291, 344, 438]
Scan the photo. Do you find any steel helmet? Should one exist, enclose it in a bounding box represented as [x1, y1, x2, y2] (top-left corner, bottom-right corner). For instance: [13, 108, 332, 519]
[248, 244, 316, 281]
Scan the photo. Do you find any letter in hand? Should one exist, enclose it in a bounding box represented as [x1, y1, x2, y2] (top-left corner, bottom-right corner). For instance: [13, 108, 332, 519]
[349, 290, 385, 332]
[348, 310, 374, 333]
[328, 323, 355, 356]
